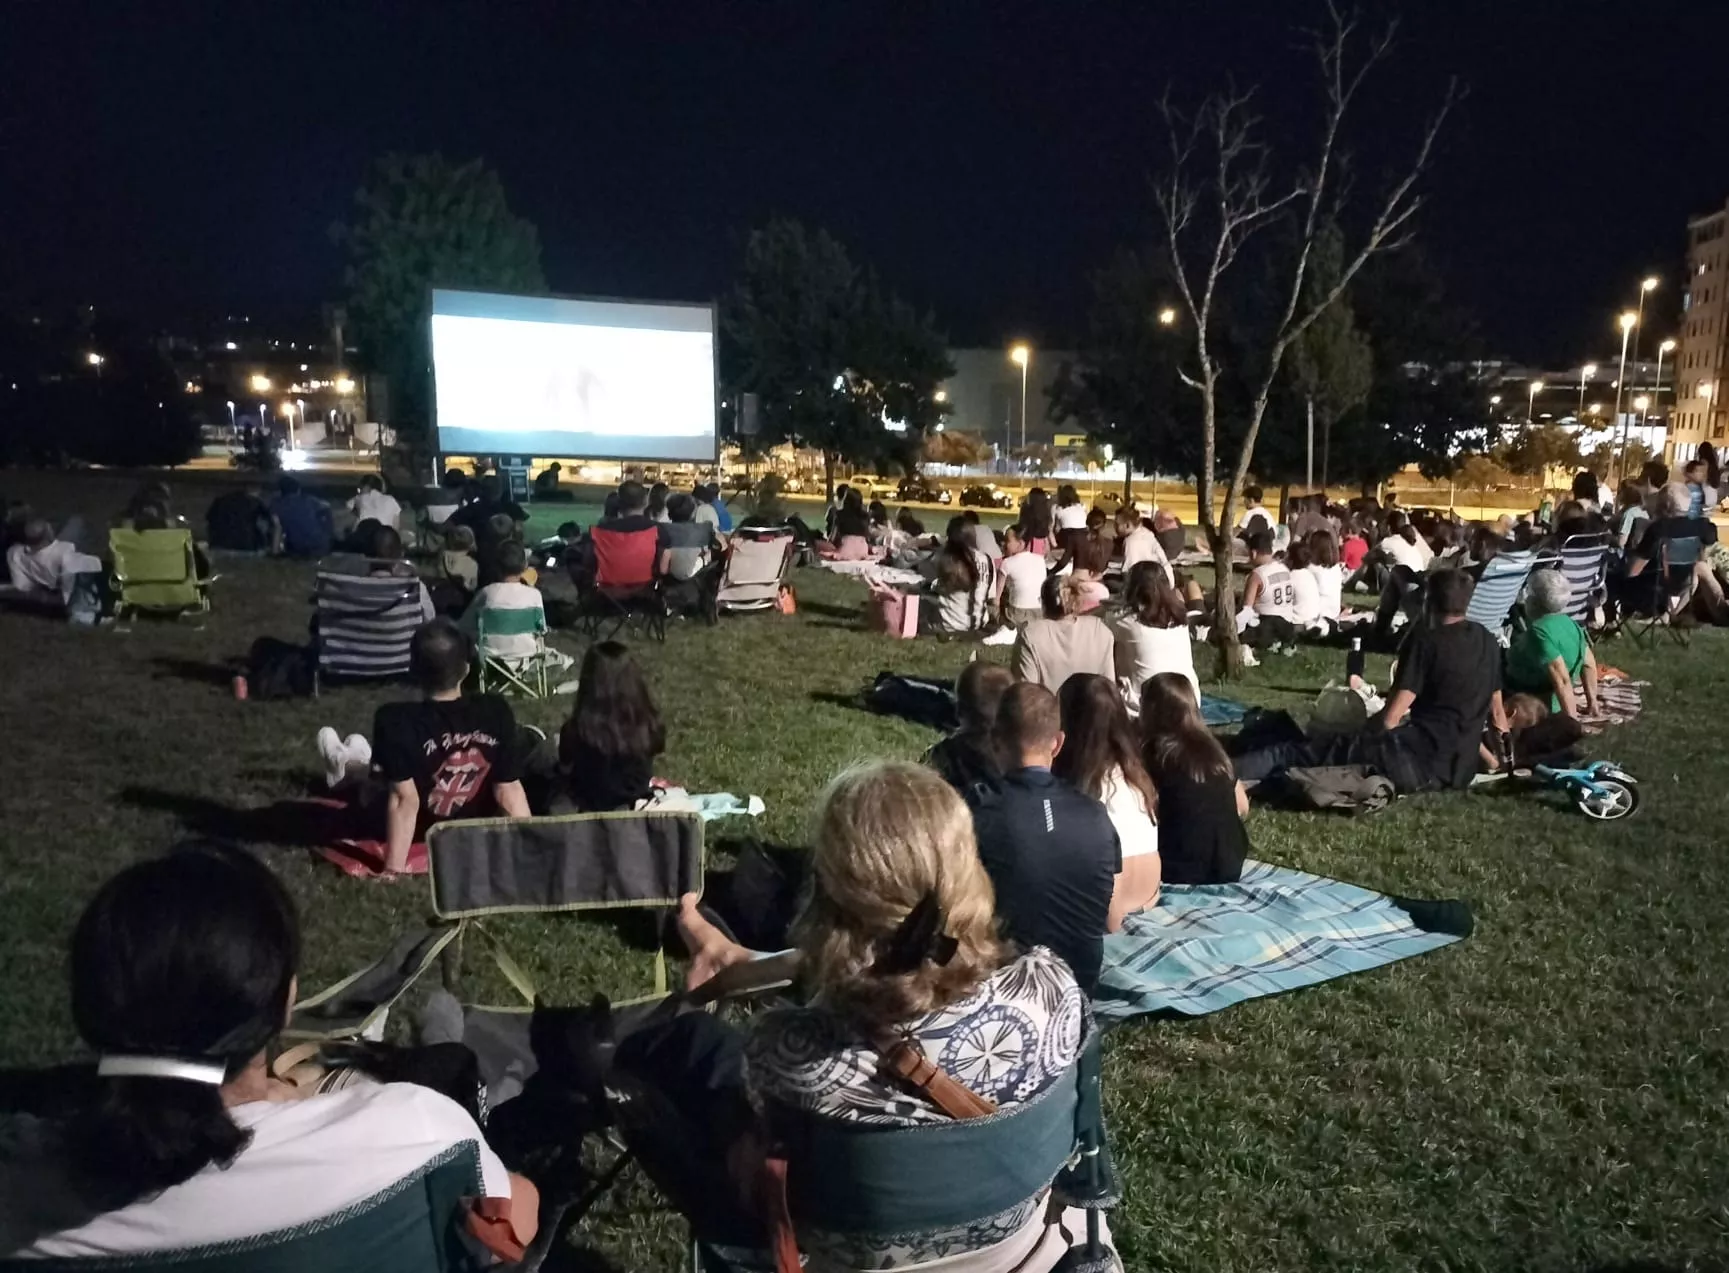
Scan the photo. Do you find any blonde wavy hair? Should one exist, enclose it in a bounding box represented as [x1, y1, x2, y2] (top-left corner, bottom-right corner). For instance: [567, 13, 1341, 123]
[792, 761, 1008, 1031]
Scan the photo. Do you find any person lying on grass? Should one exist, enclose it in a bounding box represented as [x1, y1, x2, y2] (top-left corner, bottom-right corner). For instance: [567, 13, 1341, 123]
[621, 761, 1088, 1269]
[1, 842, 538, 1260]
[314, 618, 531, 874]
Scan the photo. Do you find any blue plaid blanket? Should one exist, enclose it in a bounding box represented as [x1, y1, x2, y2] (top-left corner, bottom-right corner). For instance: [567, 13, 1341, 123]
[1199, 694, 1248, 727]
[1094, 860, 1471, 1024]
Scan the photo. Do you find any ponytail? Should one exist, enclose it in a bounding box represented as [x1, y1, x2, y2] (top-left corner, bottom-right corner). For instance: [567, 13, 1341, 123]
[67, 1074, 250, 1209]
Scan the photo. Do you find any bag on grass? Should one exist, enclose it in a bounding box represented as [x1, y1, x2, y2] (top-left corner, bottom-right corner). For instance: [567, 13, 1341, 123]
[775, 584, 797, 616]
[867, 587, 919, 638]
[247, 636, 315, 700]
[864, 671, 958, 731]
[1281, 764, 1396, 816]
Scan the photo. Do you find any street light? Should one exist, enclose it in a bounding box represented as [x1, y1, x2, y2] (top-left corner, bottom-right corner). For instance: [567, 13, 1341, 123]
[1528, 379, 1544, 426]
[1157, 307, 1177, 326]
[1577, 362, 1597, 422]
[225, 399, 236, 433]
[86, 352, 104, 377]
[334, 375, 356, 394]
[1654, 338, 1676, 430]
[1611, 311, 1638, 483]
[1008, 344, 1031, 452]
[280, 400, 298, 450]
[249, 374, 272, 393]
[1628, 276, 1658, 403]
[933, 389, 948, 404]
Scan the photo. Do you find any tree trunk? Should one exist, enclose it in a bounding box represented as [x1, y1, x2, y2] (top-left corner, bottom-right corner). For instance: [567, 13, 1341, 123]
[823, 451, 836, 501]
[1321, 416, 1332, 491]
[1123, 461, 1134, 504]
[1277, 482, 1292, 524]
[1209, 526, 1244, 681]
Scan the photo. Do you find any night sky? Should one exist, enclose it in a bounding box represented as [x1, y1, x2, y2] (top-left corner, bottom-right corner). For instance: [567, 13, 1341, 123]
[5, 1, 1727, 365]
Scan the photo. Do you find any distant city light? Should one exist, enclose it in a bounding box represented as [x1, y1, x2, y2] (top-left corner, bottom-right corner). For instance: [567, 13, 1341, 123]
[1660, 338, 1676, 353]
[1157, 308, 1178, 326]
[334, 376, 356, 394]
[224, 341, 238, 351]
[1009, 344, 1031, 368]
[1619, 312, 1638, 332]
[1633, 395, 1651, 412]
[933, 389, 948, 403]
[281, 449, 309, 471]
[1641, 276, 1659, 293]
[86, 352, 104, 366]
[249, 374, 272, 393]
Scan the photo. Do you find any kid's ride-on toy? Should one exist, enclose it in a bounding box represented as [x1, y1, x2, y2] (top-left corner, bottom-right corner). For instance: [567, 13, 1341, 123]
[1532, 760, 1640, 821]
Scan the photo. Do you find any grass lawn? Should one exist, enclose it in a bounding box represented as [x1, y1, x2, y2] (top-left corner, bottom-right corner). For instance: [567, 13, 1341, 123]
[4, 468, 1728, 1271]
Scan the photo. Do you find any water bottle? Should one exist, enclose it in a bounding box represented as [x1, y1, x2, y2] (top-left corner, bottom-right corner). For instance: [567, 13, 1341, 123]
[1345, 635, 1365, 683]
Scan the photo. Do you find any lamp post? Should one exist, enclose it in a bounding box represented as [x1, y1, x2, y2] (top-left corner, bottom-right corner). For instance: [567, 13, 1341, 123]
[1528, 379, 1544, 427]
[1654, 339, 1675, 435]
[1612, 311, 1637, 484]
[1629, 275, 1658, 401]
[1008, 344, 1031, 453]
[1577, 363, 1596, 423]
[225, 400, 236, 434]
[86, 352, 104, 378]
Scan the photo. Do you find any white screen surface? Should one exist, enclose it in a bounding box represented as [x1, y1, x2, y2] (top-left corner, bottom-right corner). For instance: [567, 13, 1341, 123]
[431, 289, 716, 462]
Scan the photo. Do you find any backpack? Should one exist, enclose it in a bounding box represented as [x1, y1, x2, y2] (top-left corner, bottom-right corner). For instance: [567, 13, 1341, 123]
[1280, 764, 1396, 815]
[247, 636, 315, 700]
[864, 671, 958, 731]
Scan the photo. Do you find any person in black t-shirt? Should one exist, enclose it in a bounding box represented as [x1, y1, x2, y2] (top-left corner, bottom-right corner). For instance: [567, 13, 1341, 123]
[1139, 672, 1249, 885]
[449, 475, 529, 536]
[556, 641, 664, 812]
[314, 619, 530, 872]
[923, 661, 1015, 797]
[205, 484, 273, 552]
[966, 682, 1120, 993]
[1610, 482, 1723, 620]
[1233, 570, 1509, 793]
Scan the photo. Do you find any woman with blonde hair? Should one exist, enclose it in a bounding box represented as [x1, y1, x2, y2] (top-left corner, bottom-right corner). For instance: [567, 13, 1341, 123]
[617, 760, 1087, 1267]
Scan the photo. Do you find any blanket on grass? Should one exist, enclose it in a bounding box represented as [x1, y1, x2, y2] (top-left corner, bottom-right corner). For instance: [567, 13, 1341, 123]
[1200, 695, 1248, 728]
[1583, 675, 1645, 726]
[815, 559, 927, 589]
[1093, 859, 1471, 1024]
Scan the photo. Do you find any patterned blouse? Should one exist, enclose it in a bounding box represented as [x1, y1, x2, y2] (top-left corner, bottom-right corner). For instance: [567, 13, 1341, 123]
[742, 947, 1086, 1267]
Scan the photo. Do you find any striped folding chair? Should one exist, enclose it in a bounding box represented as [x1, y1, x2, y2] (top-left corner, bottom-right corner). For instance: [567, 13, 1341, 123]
[1557, 533, 1612, 628]
[476, 605, 549, 698]
[1464, 551, 1537, 643]
[312, 566, 426, 694]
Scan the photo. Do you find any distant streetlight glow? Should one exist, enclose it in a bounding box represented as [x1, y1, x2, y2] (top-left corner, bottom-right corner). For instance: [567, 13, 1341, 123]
[1653, 338, 1676, 425]
[933, 389, 948, 403]
[1157, 307, 1177, 326]
[1528, 380, 1544, 425]
[1008, 344, 1032, 451]
[1642, 276, 1660, 293]
[224, 341, 238, 351]
[1490, 394, 1502, 407]
[1577, 363, 1597, 421]
[334, 375, 356, 394]
[1612, 310, 1639, 484]
[1634, 395, 1651, 412]
[249, 374, 272, 393]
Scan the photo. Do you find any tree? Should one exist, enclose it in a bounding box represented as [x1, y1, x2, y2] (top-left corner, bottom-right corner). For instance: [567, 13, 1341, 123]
[923, 429, 993, 467]
[336, 154, 545, 456]
[725, 220, 952, 496]
[1013, 443, 1058, 476]
[1502, 423, 1583, 480]
[1151, 4, 1458, 675]
[1588, 437, 1651, 483]
[1287, 223, 1373, 489]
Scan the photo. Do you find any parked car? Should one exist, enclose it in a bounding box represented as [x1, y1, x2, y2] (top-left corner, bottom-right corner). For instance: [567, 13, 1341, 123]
[896, 474, 952, 505]
[960, 483, 1015, 509]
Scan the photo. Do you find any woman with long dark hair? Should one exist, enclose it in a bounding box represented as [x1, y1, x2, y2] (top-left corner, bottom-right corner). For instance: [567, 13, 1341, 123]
[1019, 487, 1053, 554]
[1139, 673, 1248, 885]
[10, 843, 534, 1259]
[1112, 561, 1199, 700]
[1054, 674, 1162, 924]
[559, 641, 666, 811]
[921, 516, 992, 633]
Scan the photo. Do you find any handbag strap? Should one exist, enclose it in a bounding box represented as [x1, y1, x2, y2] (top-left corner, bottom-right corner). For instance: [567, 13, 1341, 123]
[875, 1034, 998, 1120]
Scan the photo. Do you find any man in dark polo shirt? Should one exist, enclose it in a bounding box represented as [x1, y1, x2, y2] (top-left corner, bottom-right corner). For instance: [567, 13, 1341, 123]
[966, 682, 1120, 993]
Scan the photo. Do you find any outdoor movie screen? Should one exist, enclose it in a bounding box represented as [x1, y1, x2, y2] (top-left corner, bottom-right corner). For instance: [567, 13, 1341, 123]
[430, 288, 717, 462]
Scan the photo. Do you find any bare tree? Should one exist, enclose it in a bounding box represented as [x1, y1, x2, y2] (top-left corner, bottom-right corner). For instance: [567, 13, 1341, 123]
[1152, 3, 1460, 675]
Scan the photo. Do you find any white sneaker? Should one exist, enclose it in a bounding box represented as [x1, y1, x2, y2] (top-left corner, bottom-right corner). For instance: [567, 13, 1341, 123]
[316, 727, 348, 789]
[1240, 647, 1261, 667]
[342, 734, 372, 768]
[981, 625, 1017, 647]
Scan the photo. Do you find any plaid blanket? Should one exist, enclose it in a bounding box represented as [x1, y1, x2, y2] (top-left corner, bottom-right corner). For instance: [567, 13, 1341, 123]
[1094, 859, 1471, 1024]
[1582, 676, 1646, 726]
[1200, 694, 1248, 727]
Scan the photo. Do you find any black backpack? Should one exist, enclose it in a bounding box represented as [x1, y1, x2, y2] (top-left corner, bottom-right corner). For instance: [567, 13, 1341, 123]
[246, 637, 315, 700]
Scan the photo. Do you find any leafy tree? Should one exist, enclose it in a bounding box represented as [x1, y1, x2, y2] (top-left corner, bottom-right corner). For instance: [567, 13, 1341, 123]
[1013, 443, 1058, 476]
[725, 220, 952, 496]
[1502, 423, 1583, 478]
[335, 154, 545, 456]
[923, 430, 993, 467]
[1453, 451, 1513, 493]
[1287, 223, 1373, 488]
[1587, 438, 1651, 483]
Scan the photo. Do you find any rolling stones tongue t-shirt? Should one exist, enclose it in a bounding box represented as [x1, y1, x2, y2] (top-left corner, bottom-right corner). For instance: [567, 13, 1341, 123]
[371, 695, 524, 828]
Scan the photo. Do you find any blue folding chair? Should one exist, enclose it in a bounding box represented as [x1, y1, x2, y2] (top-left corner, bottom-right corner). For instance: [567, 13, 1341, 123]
[1464, 552, 1537, 642]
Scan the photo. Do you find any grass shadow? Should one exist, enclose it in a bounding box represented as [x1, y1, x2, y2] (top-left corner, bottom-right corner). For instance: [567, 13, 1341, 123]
[808, 690, 868, 713]
[796, 600, 863, 621]
[151, 654, 239, 685]
[118, 785, 346, 847]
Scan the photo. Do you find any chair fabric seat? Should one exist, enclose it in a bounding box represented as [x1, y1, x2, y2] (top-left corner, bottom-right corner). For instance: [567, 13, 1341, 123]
[314, 569, 424, 681]
[109, 528, 204, 613]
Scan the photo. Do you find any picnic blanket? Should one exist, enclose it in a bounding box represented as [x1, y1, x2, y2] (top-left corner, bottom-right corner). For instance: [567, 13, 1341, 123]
[1584, 675, 1646, 726]
[1093, 859, 1471, 1024]
[815, 559, 926, 589]
[1200, 695, 1248, 728]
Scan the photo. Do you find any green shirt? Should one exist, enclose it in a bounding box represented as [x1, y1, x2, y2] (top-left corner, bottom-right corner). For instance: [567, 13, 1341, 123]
[1507, 611, 1587, 710]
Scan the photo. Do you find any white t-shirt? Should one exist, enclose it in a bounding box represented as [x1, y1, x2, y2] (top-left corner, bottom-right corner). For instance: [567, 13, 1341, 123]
[1249, 560, 1297, 622]
[1054, 503, 1090, 531]
[1112, 614, 1199, 700]
[1100, 767, 1158, 860]
[1236, 504, 1272, 533]
[1288, 565, 1322, 629]
[1307, 562, 1343, 622]
[926, 548, 994, 633]
[22, 1083, 510, 1260]
[1380, 533, 1429, 573]
[462, 579, 545, 659]
[7, 539, 80, 595]
[349, 489, 402, 529]
[693, 503, 721, 531]
[999, 550, 1049, 613]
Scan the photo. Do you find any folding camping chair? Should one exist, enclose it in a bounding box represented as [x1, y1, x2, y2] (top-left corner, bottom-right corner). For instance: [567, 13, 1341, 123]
[1628, 535, 1703, 647]
[711, 527, 795, 618]
[663, 1022, 1118, 1273]
[1464, 550, 1538, 643]
[312, 565, 427, 694]
[583, 524, 666, 642]
[0, 1141, 574, 1273]
[108, 527, 209, 620]
[1557, 532, 1612, 629]
[476, 605, 551, 698]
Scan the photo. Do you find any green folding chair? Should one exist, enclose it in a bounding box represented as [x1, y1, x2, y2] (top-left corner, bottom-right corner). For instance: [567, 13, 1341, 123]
[109, 528, 208, 620]
[476, 606, 550, 698]
[0, 1142, 567, 1273]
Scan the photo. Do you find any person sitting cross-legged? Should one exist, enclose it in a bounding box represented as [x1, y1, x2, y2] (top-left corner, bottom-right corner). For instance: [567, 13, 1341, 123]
[1506, 570, 1600, 721]
[1014, 575, 1116, 694]
[967, 682, 1121, 993]
[314, 618, 531, 874]
[609, 761, 1093, 1269]
[1237, 530, 1297, 662]
[1233, 569, 1511, 795]
[3, 842, 538, 1261]
[923, 660, 1016, 796]
[554, 641, 665, 813]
